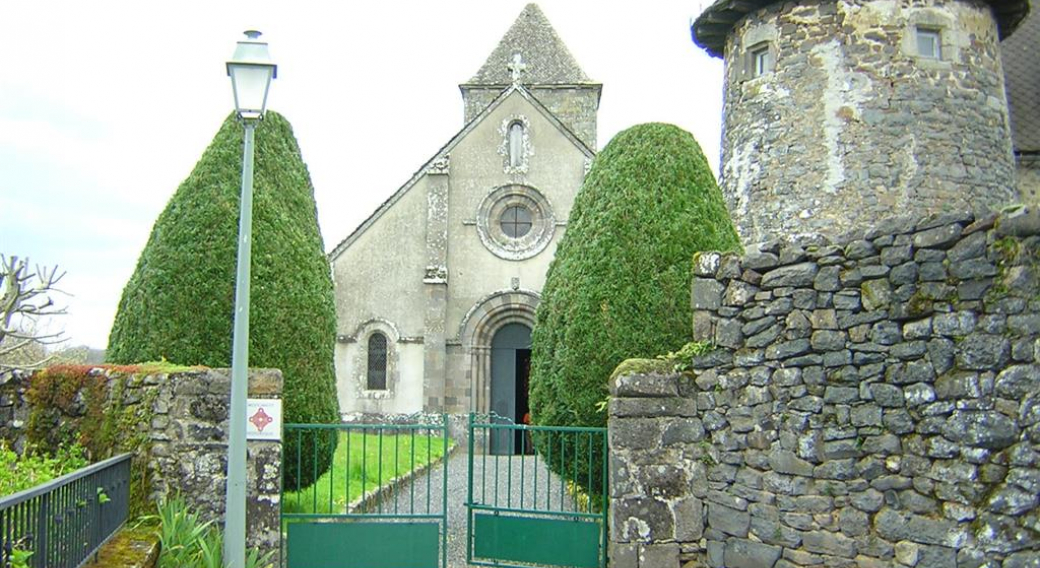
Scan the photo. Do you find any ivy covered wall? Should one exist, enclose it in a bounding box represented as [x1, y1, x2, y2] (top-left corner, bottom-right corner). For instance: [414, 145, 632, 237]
[0, 366, 283, 561]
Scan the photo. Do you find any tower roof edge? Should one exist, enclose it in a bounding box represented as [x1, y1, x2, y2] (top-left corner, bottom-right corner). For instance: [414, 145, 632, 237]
[691, 0, 1031, 58]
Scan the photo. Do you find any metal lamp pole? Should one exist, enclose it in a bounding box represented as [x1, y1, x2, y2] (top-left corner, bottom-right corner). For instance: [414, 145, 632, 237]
[225, 30, 276, 568]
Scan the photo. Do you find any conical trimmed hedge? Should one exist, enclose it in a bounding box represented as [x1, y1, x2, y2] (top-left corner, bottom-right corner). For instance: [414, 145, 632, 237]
[107, 112, 339, 489]
[529, 123, 741, 492]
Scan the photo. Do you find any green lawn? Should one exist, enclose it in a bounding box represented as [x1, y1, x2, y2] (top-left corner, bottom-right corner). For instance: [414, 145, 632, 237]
[283, 430, 449, 515]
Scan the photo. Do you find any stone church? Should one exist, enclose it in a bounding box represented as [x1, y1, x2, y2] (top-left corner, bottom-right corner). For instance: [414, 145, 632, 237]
[329, 4, 599, 420]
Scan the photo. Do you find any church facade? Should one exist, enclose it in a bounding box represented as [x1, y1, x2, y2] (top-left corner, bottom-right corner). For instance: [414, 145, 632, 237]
[329, 4, 600, 421]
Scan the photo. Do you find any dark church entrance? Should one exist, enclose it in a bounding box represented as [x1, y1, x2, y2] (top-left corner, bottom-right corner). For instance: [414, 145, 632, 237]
[490, 323, 533, 455]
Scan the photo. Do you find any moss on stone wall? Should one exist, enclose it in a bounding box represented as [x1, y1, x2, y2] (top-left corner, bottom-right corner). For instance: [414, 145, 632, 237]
[25, 365, 167, 515]
[610, 359, 674, 383]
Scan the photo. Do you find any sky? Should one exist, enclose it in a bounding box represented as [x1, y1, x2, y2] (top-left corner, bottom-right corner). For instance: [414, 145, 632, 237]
[0, 1, 724, 350]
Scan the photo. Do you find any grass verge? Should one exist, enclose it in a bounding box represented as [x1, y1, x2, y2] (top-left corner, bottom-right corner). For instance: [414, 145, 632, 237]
[282, 430, 449, 515]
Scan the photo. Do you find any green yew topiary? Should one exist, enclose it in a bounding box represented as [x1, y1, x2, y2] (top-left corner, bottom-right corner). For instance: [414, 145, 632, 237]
[107, 112, 340, 489]
[529, 123, 741, 492]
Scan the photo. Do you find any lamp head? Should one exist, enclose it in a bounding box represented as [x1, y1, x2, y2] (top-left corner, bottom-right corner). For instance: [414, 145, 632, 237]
[226, 30, 277, 120]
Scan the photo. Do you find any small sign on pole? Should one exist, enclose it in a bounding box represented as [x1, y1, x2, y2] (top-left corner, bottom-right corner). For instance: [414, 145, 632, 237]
[246, 399, 282, 441]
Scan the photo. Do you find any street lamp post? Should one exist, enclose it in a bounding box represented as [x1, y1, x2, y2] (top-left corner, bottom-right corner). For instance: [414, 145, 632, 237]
[224, 30, 276, 568]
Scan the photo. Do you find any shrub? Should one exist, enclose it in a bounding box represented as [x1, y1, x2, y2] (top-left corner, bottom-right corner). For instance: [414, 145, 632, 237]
[106, 112, 340, 489]
[529, 123, 741, 490]
[0, 442, 88, 497]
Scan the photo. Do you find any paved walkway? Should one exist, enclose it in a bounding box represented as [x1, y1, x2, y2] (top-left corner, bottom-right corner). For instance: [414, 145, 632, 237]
[371, 448, 578, 567]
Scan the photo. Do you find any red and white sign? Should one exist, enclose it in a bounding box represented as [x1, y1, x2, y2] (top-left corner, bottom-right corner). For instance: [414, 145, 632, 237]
[246, 399, 282, 441]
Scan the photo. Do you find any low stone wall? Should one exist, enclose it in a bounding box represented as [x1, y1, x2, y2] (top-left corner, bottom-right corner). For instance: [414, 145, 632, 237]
[609, 209, 1039, 567]
[342, 411, 476, 447]
[0, 367, 282, 560]
[150, 369, 282, 556]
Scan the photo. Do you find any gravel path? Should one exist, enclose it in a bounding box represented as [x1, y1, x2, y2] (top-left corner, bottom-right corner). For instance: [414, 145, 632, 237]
[370, 448, 579, 567]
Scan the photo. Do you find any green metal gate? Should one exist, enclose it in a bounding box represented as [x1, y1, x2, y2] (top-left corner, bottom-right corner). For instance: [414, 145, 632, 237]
[466, 413, 608, 568]
[282, 417, 449, 568]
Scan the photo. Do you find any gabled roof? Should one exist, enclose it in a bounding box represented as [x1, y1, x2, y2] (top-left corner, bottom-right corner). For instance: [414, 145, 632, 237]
[328, 85, 595, 261]
[1003, 0, 1039, 153]
[691, 0, 1030, 58]
[466, 4, 594, 86]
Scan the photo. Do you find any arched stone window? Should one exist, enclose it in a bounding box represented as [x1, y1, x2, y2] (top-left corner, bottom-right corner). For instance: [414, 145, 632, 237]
[499, 116, 532, 174]
[367, 332, 388, 390]
[508, 121, 525, 167]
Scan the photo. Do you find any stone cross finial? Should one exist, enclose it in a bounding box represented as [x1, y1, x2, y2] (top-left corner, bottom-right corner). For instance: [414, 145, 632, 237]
[508, 52, 526, 84]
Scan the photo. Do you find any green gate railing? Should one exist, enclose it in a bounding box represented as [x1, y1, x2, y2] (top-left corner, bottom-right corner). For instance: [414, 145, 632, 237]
[466, 413, 608, 568]
[282, 417, 449, 568]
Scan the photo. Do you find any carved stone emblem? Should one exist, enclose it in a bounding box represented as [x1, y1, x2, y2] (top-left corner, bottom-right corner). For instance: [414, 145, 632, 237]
[428, 155, 450, 175]
[424, 264, 448, 283]
[508, 52, 526, 84]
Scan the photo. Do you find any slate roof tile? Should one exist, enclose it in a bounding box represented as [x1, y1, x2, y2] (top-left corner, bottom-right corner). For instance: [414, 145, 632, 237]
[466, 4, 592, 85]
[692, 0, 1031, 58]
[1003, 0, 1039, 152]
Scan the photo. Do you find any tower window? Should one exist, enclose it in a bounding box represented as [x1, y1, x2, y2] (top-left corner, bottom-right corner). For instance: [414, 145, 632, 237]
[749, 43, 774, 77]
[916, 27, 941, 59]
[367, 332, 388, 390]
[508, 122, 525, 167]
[500, 204, 533, 238]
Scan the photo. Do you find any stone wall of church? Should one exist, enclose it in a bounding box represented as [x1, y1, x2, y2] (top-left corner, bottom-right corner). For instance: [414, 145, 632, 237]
[444, 91, 590, 414]
[335, 338, 426, 416]
[461, 86, 600, 149]
[444, 92, 584, 333]
[609, 209, 1040, 567]
[524, 87, 600, 149]
[333, 176, 429, 416]
[334, 88, 591, 416]
[718, 0, 1017, 245]
[461, 89, 504, 128]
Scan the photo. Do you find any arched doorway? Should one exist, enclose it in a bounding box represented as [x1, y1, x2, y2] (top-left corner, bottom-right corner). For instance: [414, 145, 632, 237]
[455, 289, 539, 417]
[490, 323, 531, 455]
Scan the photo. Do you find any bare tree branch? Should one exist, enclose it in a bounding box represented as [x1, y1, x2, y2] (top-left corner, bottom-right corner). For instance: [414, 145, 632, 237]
[2, 328, 64, 342]
[0, 255, 68, 370]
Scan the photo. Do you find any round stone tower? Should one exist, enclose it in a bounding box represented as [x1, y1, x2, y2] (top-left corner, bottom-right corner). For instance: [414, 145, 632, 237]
[692, 0, 1030, 244]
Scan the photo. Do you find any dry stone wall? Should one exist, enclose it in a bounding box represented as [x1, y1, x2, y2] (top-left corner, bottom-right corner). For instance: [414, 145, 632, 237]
[609, 209, 1040, 567]
[0, 368, 282, 560]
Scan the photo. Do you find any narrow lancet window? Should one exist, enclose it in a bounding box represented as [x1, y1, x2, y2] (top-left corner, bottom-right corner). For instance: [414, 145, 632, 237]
[509, 122, 525, 167]
[367, 333, 388, 390]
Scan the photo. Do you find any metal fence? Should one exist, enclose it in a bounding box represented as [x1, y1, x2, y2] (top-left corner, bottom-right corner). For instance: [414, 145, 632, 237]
[467, 414, 608, 568]
[0, 453, 132, 568]
[281, 418, 451, 568]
